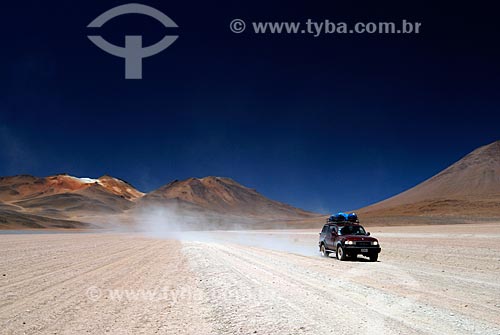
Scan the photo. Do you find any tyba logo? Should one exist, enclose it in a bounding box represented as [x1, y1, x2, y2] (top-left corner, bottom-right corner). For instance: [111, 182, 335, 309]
[87, 3, 179, 79]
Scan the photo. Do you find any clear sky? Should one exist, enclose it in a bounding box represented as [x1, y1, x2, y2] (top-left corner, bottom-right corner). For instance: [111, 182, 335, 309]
[0, 1, 499, 213]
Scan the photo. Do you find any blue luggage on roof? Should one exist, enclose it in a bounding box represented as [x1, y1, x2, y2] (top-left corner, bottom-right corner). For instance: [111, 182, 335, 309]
[332, 212, 348, 222]
[337, 212, 348, 221]
[347, 212, 358, 222]
[327, 212, 358, 223]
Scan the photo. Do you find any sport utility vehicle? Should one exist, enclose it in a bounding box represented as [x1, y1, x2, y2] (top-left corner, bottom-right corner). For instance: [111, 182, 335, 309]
[319, 222, 381, 261]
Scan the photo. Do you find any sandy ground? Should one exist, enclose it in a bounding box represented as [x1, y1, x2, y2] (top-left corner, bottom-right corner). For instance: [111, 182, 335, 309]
[1, 224, 500, 334]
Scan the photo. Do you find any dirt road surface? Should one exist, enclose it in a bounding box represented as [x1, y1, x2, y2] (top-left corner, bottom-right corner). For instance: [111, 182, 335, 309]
[1, 224, 499, 334]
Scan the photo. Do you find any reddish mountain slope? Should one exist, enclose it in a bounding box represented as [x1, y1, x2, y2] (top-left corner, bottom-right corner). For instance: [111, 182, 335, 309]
[0, 174, 144, 202]
[140, 176, 317, 220]
[0, 174, 144, 222]
[359, 140, 500, 223]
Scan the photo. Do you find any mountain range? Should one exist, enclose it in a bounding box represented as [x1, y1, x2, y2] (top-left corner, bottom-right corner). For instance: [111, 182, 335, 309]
[0, 174, 318, 229]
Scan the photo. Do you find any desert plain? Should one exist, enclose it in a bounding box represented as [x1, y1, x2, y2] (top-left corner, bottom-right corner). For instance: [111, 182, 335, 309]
[1, 223, 499, 335]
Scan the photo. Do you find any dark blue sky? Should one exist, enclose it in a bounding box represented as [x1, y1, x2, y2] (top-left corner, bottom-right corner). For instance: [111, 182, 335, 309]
[0, 1, 499, 213]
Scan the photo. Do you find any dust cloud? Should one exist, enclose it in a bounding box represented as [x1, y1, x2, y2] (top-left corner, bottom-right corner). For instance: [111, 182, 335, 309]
[129, 205, 320, 257]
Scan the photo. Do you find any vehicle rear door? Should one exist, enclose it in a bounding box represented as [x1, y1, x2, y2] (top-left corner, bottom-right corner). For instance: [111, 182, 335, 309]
[319, 225, 327, 244]
[325, 225, 336, 249]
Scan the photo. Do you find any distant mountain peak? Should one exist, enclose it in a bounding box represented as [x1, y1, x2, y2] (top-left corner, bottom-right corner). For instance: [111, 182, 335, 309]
[141, 176, 316, 220]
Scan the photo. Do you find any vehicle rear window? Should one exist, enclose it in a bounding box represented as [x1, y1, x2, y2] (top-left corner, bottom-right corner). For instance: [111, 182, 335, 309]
[338, 225, 366, 235]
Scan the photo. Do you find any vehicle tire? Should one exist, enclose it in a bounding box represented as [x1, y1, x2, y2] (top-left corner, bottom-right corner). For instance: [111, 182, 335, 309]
[320, 244, 330, 257]
[337, 246, 347, 261]
[369, 254, 378, 262]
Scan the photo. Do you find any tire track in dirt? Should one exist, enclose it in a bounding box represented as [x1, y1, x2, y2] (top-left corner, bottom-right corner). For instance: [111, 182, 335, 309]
[0, 234, 213, 335]
[183, 241, 500, 335]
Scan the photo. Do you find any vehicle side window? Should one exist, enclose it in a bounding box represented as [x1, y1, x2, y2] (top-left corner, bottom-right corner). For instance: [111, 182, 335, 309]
[321, 225, 328, 233]
[328, 226, 335, 234]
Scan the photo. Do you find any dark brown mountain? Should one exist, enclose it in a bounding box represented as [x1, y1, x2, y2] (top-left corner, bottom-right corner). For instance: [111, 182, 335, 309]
[0, 207, 93, 230]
